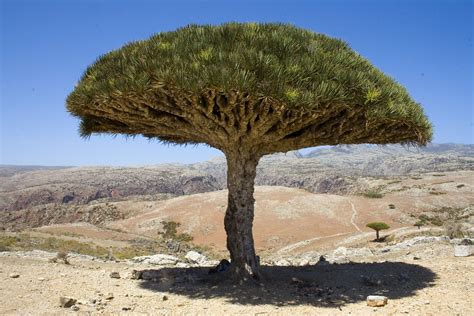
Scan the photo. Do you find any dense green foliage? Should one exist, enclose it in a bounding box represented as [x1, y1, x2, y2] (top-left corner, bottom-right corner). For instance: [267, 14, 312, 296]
[366, 222, 390, 231]
[67, 22, 432, 145]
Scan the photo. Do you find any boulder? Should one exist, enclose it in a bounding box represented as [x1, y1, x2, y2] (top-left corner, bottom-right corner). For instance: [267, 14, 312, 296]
[367, 295, 388, 307]
[454, 245, 474, 257]
[130, 270, 142, 280]
[185, 251, 207, 265]
[208, 259, 231, 274]
[133, 254, 180, 265]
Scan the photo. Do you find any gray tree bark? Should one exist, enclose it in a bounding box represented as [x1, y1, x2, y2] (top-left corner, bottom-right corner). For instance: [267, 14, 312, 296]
[224, 152, 261, 281]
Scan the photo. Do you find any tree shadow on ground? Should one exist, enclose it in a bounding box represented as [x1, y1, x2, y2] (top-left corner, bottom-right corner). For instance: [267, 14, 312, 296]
[138, 262, 436, 307]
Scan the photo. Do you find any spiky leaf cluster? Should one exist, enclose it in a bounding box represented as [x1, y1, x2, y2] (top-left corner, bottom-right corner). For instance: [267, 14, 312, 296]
[366, 222, 391, 231]
[67, 23, 432, 154]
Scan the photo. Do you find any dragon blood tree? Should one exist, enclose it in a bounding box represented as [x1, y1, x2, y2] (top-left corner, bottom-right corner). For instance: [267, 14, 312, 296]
[66, 23, 432, 281]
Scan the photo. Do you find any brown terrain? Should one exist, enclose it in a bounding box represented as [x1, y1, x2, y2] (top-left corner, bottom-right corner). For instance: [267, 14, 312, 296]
[0, 143, 473, 314]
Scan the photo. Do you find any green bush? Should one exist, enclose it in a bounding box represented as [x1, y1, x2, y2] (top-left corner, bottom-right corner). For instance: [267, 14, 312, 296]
[159, 221, 194, 242]
[363, 191, 384, 199]
[0, 236, 18, 251]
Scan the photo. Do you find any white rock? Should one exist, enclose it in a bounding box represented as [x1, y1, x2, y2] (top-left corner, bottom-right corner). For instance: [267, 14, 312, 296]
[132, 254, 180, 265]
[275, 259, 291, 266]
[381, 236, 449, 253]
[184, 251, 207, 264]
[175, 262, 190, 268]
[367, 295, 388, 307]
[454, 245, 474, 257]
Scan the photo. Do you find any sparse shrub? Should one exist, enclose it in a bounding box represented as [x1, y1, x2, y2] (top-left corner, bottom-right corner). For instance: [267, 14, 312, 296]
[432, 174, 445, 177]
[50, 251, 70, 264]
[0, 236, 18, 252]
[387, 180, 402, 184]
[445, 221, 466, 239]
[159, 221, 194, 242]
[363, 191, 384, 199]
[366, 222, 390, 241]
[428, 216, 443, 226]
[417, 212, 447, 227]
[429, 191, 446, 195]
[388, 204, 396, 209]
[112, 247, 149, 260]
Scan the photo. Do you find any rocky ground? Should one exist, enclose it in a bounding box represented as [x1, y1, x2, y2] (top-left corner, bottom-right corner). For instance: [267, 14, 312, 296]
[0, 236, 473, 315]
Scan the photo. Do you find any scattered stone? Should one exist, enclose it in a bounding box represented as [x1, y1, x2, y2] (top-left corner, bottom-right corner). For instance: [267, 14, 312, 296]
[132, 254, 180, 265]
[70, 305, 79, 311]
[185, 251, 207, 264]
[380, 236, 449, 253]
[367, 295, 388, 307]
[291, 277, 304, 285]
[298, 258, 310, 266]
[122, 307, 132, 311]
[162, 295, 168, 301]
[454, 245, 474, 257]
[140, 270, 162, 281]
[317, 256, 330, 266]
[110, 272, 121, 279]
[175, 262, 190, 268]
[37, 277, 46, 281]
[361, 275, 382, 287]
[450, 238, 474, 245]
[130, 270, 143, 280]
[9, 273, 20, 278]
[275, 259, 291, 266]
[208, 259, 231, 274]
[59, 296, 77, 308]
[105, 293, 114, 300]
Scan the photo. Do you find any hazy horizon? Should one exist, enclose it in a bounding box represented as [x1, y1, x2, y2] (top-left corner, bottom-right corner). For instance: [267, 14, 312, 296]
[0, 142, 472, 168]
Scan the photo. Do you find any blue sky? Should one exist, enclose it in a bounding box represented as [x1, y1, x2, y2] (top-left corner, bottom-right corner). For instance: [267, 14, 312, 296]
[1, 0, 472, 166]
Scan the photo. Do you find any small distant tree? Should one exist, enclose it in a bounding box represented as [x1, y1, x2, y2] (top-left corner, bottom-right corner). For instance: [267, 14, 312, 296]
[414, 220, 425, 229]
[366, 222, 390, 241]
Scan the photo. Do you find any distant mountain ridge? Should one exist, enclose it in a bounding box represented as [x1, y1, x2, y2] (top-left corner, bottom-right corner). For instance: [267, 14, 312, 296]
[0, 143, 472, 214]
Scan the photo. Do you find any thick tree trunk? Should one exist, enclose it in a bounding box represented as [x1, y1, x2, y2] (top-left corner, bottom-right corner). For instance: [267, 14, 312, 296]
[224, 152, 260, 281]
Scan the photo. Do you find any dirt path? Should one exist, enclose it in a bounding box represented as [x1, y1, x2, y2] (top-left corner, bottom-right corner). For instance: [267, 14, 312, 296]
[278, 198, 364, 254]
[349, 200, 362, 232]
[277, 232, 352, 254]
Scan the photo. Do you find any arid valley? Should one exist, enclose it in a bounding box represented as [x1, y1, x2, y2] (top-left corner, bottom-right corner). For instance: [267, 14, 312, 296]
[1, 144, 473, 315]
